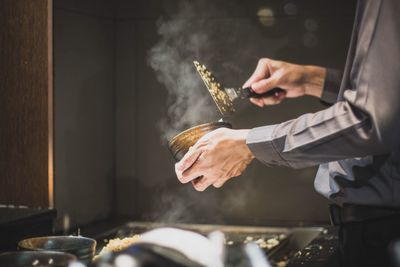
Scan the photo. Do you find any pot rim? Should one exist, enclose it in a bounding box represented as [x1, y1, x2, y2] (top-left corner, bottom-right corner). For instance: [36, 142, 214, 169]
[169, 121, 232, 145]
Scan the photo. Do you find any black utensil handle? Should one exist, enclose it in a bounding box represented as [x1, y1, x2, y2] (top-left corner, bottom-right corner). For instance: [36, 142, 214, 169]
[242, 87, 285, 99]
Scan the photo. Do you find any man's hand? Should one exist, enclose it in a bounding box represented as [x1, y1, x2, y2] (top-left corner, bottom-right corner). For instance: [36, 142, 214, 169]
[175, 128, 254, 191]
[243, 58, 326, 107]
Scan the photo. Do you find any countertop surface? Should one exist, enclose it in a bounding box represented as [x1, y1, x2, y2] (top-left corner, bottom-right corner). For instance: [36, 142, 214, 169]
[0, 206, 56, 227]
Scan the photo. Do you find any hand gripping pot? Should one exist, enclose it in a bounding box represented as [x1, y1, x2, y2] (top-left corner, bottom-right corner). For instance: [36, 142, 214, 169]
[168, 122, 232, 161]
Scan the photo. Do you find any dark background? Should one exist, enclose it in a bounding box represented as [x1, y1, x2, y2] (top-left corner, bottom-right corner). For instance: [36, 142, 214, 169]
[53, 0, 356, 229]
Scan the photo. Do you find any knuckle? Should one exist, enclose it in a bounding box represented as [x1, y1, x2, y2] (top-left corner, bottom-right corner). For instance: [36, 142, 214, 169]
[200, 160, 210, 169]
[179, 174, 188, 183]
[258, 58, 268, 65]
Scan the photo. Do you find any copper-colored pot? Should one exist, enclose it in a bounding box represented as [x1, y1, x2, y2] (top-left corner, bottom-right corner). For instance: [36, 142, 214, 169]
[168, 121, 232, 161]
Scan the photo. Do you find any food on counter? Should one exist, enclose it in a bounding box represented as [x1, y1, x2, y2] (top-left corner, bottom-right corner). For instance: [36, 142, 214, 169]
[224, 234, 285, 252]
[276, 260, 288, 267]
[255, 237, 280, 249]
[95, 235, 140, 260]
[242, 235, 281, 249]
[245, 236, 254, 242]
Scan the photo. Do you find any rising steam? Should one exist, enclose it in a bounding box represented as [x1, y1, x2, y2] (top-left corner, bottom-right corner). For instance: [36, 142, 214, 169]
[147, 2, 219, 141]
[145, 1, 273, 224]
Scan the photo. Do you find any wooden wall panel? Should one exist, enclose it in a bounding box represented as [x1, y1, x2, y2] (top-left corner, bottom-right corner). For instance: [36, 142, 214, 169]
[0, 0, 53, 207]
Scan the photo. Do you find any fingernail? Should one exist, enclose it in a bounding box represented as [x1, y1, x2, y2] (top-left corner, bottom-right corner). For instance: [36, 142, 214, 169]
[196, 186, 205, 192]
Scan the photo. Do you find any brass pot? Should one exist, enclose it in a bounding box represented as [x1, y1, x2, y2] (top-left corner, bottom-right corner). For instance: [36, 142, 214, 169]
[168, 121, 232, 161]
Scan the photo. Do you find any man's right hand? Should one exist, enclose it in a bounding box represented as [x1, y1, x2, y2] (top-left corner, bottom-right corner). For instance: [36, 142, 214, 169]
[243, 58, 326, 107]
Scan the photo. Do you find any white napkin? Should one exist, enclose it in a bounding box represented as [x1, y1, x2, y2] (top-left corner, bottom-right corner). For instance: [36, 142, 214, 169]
[138, 228, 224, 267]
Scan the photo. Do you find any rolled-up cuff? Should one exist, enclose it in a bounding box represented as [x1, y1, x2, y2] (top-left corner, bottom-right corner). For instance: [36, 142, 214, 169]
[321, 68, 342, 105]
[246, 125, 285, 167]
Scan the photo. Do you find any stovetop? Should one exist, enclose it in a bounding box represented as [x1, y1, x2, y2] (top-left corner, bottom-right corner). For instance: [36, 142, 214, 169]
[94, 222, 339, 267]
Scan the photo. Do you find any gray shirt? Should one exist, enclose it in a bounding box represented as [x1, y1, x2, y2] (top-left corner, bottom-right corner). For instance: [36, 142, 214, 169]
[246, 0, 400, 208]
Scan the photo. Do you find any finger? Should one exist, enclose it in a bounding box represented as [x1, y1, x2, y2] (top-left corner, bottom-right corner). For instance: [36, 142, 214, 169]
[260, 91, 286, 106]
[175, 163, 190, 183]
[251, 78, 278, 94]
[176, 147, 204, 173]
[277, 90, 286, 98]
[191, 178, 200, 190]
[175, 151, 203, 183]
[262, 96, 282, 106]
[276, 91, 286, 101]
[249, 98, 265, 107]
[284, 89, 302, 98]
[192, 177, 202, 184]
[213, 177, 230, 188]
[179, 159, 206, 183]
[192, 176, 214, 192]
[243, 59, 271, 88]
[191, 177, 202, 189]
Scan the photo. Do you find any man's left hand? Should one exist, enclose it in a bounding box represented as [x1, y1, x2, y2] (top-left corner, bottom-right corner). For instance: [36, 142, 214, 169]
[175, 128, 254, 191]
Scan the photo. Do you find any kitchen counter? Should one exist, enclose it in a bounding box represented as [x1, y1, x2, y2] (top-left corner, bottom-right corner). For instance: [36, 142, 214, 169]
[92, 222, 339, 267]
[0, 206, 56, 251]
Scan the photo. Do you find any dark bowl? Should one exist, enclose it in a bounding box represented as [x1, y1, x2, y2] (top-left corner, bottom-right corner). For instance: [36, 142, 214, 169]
[0, 251, 77, 267]
[168, 121, 232, 161]
[18, 236, 96, 264]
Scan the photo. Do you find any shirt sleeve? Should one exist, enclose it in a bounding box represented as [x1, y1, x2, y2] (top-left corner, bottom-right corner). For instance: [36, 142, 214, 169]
[246, 89, 391, 169]
[320, 68, 342, 105]
[246, 0, 400, 169]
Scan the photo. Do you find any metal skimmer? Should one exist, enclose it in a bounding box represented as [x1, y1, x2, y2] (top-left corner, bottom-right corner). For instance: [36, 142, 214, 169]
[193, 61, 235, 117]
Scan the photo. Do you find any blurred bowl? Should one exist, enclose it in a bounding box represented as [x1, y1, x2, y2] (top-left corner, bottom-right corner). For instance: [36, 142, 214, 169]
[168, 121, 232, 161]
[18, 236, 96, 264]
[0, 251, 76, 267]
